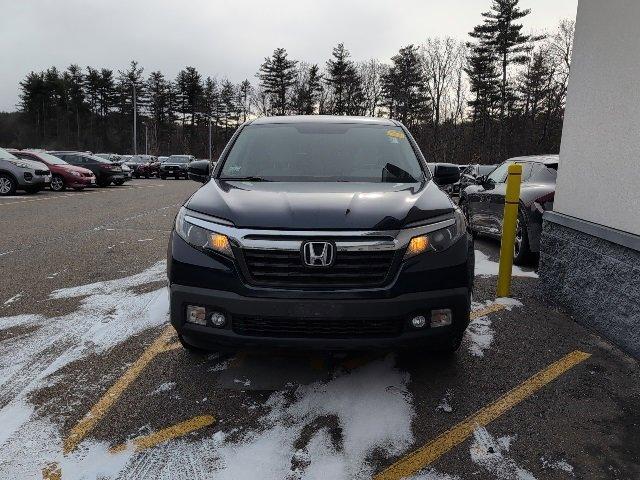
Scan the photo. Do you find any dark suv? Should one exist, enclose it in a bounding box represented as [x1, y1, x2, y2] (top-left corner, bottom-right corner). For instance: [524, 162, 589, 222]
[168, 116, 473, 353]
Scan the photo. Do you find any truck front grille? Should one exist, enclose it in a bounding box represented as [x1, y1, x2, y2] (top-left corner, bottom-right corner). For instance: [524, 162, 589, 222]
[232, 315, 403, 338]
[240, 248, 396, 288]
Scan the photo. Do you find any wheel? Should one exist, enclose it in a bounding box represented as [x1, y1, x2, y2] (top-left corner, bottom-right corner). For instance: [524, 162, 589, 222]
[144, 173, 150, 179]
[0, 174, 17, 196]
[113, 179, 125, 186]
[134, 173, 140, 179]
[461, 201, 477, 239]
[160, 174, 166, 180]
[24, 186, 42, 194]
[50, 174, 66, 192]
[97, 179, 111, 187]
[513, 211, 532, 265]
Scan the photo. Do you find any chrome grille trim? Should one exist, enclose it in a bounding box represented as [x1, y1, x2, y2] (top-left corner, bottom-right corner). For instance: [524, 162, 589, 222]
[183, 214, 454, 252]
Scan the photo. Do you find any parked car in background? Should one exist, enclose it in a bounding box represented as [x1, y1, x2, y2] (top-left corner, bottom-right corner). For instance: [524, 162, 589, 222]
[158, 156, 169, 164]
[95, 153, 121, 163]
[9, 150, 94, 191]
[132, 155, 159, 178]
[457, 164, 498, 194]
[159, 154, 194, 179]
[459, 155, 558, 264]
[0, 147, 50, 195]
[49, 151, 128, 187]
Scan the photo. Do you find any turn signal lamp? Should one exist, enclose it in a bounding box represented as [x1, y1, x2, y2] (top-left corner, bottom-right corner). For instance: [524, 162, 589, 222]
[404, 236, 430, 259]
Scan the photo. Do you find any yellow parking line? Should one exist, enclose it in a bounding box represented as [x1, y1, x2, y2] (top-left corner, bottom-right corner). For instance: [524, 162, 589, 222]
[374, 350, 591, 480]
[470, 302, 506, 320]
[110, 415, 215, 453]
[63, 325, 175, 454]
[41, 463, 61, 480]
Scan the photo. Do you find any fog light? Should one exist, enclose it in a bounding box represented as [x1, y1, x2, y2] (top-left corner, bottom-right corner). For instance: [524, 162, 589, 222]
[430, 309, 452, 328]
[411, 315, 427, 329]
[210, 311, 226, 327]
[186, 305, 206, 326]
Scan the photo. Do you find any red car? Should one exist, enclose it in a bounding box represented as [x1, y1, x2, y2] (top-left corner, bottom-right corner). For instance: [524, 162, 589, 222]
[10, 150, 95, 191]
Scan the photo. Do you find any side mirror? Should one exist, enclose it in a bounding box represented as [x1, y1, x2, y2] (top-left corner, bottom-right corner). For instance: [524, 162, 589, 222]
[187, 160, 210, 183]
[432, 164, 461, 186]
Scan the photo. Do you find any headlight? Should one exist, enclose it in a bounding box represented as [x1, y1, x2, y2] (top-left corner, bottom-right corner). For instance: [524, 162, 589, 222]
[175, 207, 234, 258]
[8, 160, 31, 169]
[404, 207, 467, 259]
[71, 171, 81, 177]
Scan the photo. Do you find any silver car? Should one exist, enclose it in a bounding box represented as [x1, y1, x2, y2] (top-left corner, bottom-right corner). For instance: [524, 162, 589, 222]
[0, 147, 51, 196]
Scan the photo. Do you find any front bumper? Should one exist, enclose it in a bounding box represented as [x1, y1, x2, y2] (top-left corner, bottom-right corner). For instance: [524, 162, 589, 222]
[171, 283, 470, 351]
[168, 231, 474, 351]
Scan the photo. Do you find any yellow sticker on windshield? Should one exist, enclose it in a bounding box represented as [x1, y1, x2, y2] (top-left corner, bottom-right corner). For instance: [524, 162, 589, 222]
[386, 129, 406, 140]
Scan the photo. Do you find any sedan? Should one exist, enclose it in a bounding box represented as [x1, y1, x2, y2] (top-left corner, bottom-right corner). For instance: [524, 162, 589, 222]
[459, 155, 558, 264]
[49, 151, 129, 187]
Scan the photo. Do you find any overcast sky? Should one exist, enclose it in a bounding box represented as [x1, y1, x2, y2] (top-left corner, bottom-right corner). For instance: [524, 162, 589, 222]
[0, 0, 578, 112]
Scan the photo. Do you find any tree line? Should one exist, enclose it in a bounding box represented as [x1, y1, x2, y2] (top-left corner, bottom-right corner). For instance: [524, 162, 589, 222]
[1, 0, 574, 165]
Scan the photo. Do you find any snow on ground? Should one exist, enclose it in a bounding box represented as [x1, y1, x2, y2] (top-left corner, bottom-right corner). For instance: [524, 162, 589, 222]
[475, 250, 538, 278]
[470, 427, 536, 480]
[0, 262, 168, 478]
[2, 292, 23, 306]
[464, 297, 523, 357]
[0, 250, 534, 478]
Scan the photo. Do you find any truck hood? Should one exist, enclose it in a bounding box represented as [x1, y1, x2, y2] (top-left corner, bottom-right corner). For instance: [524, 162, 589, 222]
[186, 180, 454, 230]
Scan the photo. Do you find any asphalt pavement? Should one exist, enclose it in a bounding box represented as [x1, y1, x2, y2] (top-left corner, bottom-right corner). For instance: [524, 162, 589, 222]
[0, 179, 638, 479]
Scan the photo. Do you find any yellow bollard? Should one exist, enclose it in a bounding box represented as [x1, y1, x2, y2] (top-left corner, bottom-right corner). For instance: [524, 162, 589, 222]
[496, 163, 523, 297]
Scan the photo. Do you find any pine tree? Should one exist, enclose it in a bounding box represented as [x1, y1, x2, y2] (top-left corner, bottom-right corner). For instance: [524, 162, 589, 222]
[237, 79, 253, 122]
[382, 45, 430, 126]
[325, 43, 362, 115]
[257, 48, 297, 115]
[469, 0, 541, 119]
[464, 44, 500, 123]
[291, 63, 322, 115]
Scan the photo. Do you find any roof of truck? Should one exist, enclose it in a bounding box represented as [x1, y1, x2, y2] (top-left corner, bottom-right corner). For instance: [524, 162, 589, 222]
[249, 115, 399, 126]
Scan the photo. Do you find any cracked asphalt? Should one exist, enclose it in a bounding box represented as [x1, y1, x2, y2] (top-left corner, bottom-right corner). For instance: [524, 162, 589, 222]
[0, 179, 638, 479]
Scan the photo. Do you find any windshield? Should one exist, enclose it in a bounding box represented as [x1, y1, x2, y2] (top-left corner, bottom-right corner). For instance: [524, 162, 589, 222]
[220, 123, 425, 182]
[0, 147, 18, 160]
[169, 156, 190, 163]
[478, 165, 496, 176]
[31, 152, 68, 165]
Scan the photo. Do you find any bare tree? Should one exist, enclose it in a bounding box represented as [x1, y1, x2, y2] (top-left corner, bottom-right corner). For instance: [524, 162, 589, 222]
[358, 59, 386, 117]
[422, 37, 465, 145]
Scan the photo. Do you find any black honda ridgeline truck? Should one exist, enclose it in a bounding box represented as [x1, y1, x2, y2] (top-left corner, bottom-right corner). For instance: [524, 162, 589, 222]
[168, 116, 474, 353]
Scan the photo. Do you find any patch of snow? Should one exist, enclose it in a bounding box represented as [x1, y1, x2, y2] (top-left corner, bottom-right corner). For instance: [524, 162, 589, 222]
[3, 292, 23, 306]
[475, 250, 538, 278]
[0, 261, 169, 459]
[436, 390, 453, 413]
[152, 382, 176, 395]
[464, 298, 523, 357]
[204, 355, 413, 480]
[541, 456, 574, 474]
[470, 427, 536, 480]
[137, 238, 153, 242]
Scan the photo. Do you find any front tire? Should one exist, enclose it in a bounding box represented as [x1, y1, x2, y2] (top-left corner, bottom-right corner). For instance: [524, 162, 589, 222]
[513, 211, 532, 265]
[0, 174, 16, 196]
[113, 179, 125, 186]
[50, 174, 66, 192]
[97, 179, 111, 188]
[178, 334, 209, 354]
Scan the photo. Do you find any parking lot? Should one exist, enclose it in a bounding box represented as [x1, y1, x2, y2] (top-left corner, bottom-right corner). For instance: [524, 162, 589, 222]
[0, 179, 638, 479]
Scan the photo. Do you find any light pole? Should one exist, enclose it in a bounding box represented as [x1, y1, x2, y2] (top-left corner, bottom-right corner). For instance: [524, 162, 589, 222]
[132, 83, 137, 155]
[144, 123, 148, 155]
[208, 118, 212, 161]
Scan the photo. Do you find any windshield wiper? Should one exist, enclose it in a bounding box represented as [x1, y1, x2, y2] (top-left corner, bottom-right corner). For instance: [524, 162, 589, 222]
[219, 176, 270, 182]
